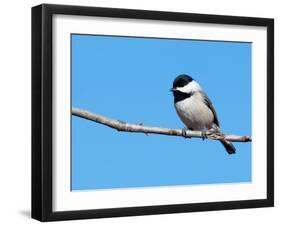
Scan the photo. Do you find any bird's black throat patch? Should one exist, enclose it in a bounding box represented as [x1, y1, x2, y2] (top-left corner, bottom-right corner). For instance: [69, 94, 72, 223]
[172, 90, 192, 103]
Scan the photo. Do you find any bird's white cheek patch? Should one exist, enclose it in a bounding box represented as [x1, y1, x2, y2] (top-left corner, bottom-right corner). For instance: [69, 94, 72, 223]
[176, 81, 202, 93]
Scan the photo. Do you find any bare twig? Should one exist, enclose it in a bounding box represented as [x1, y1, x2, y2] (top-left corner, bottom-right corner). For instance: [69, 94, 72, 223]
[72, 107, 251, 143]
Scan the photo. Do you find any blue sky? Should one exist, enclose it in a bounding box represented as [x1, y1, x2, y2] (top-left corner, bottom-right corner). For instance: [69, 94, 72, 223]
[71, 34, 252, 190]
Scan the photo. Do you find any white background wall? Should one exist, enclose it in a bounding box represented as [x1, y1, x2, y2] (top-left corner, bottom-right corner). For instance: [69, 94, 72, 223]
[0, 0, 278, 225]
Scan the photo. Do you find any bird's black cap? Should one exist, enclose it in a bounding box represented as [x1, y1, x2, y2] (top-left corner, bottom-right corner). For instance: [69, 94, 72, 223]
[172, 74, 194, 88]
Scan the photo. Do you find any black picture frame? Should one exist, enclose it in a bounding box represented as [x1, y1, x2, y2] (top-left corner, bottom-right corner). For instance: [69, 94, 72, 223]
[32, 3, 274, 222]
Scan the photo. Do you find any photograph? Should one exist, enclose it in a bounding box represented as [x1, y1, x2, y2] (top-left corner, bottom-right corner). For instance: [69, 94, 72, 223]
[71, 34, 252, 191]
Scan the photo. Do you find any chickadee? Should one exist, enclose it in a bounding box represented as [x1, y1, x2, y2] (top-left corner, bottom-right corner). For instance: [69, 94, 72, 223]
[171, 74, 235, 154]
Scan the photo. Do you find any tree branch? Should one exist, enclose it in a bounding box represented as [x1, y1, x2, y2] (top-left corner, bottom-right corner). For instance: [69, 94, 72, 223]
[72, 107, 251, 143]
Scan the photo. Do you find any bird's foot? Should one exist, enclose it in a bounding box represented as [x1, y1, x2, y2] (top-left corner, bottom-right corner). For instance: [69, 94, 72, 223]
[204, 128, 224, 140]
[182, 128, 191, 138]
[201, 130, 208, 140]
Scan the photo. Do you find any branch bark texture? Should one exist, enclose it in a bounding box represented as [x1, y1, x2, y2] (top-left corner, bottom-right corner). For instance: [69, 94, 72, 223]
[72, 107, 252, 143]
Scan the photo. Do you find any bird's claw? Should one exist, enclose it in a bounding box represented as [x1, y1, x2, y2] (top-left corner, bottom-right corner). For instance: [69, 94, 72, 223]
[201, 130, 208, 140]
[182, 128, 191, 138]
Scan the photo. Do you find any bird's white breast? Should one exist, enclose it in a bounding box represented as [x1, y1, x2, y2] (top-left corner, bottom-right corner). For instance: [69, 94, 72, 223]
[175, 92, 214, 130]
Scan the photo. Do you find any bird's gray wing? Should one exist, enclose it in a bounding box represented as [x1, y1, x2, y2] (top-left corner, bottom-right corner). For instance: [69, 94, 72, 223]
[199, 91, 220, 127]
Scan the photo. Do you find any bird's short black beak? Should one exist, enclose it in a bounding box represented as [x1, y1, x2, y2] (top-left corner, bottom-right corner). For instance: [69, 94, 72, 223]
[170, 88, 177, 92]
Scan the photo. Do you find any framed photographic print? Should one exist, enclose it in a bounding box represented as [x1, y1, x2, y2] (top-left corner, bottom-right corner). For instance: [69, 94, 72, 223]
[32, 4, 274, 221]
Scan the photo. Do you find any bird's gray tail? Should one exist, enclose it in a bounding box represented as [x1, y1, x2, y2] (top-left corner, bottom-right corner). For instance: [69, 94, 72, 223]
[220, 140, 236, 154]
